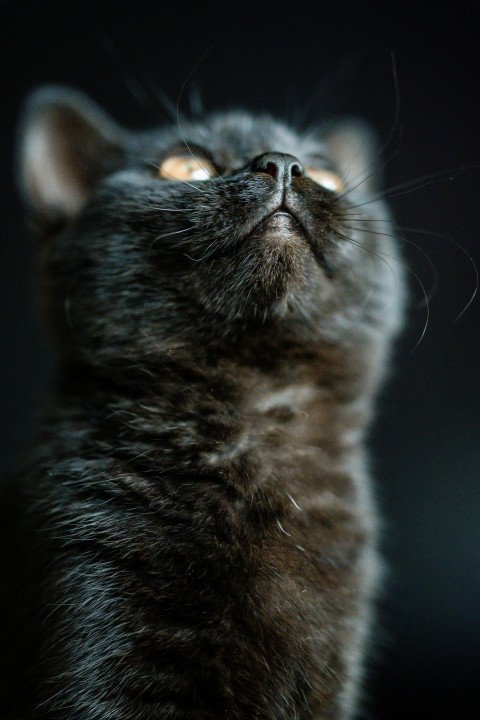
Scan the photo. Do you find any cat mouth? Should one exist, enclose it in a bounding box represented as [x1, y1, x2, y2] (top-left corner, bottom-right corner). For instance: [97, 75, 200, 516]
[246, 207, 330, 272]
[262, 210, 303, 232]
[248, 207, 308, 242]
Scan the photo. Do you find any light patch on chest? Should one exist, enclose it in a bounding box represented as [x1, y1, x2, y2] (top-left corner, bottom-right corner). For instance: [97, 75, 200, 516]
[204, 384, 317, 467]
[204, 433, 253, 466]
[254, 384, 316, 414]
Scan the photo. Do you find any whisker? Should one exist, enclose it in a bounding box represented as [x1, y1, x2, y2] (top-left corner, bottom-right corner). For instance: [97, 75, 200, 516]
[335, 230, 400, 317]
[139, 65, 187, 122]
[151, 206, 194, 213]
[299, 52, 359, 130]
[401, 226, 478, 321]
[394, 232, 439, 306]
[338, 231, 430, 352]
[376, 52, 403, 163]
[409, 281, 430, 352]
[183, 238, 220, 263]
[143, 160, 206, 194]
[321, 58, 404, 200]
[98, 35, 168, 120]
[342, 221, 439, 306]
[174, 48, 226, 186]
[175, 48, 212, 126]
[164, 172, 206, 194]
[335, 231, 398, 290]
[344, 165, 479, 208]
[150, 226, 195, 248]
[336, 213, 394, 224]
[156, 226, 195, 239]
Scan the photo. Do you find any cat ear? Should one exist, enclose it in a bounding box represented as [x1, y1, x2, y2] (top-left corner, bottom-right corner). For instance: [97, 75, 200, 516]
[17, 86, 125, 222]
[323, 119, 381, 195]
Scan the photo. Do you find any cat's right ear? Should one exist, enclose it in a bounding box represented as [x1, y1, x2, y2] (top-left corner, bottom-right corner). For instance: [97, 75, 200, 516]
[17, 86, 126, 227]
[323, 119, 381, 196]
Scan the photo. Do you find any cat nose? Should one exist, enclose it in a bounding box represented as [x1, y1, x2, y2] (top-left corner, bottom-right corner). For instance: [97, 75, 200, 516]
[251, 152, 304, 184]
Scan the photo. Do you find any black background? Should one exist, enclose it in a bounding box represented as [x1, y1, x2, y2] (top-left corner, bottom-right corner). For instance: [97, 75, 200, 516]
[1, 2, 479, 718]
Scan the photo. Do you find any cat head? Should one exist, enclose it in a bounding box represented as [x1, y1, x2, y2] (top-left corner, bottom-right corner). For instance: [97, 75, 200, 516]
[17, 86, 404, 375]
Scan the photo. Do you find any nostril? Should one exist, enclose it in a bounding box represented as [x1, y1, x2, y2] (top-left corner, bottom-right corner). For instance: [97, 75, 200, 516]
[265, 162, 278, 178]
[291, 164, 302, 178]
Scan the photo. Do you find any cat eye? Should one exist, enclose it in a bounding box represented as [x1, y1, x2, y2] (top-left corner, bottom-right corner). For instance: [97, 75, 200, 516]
[159, 154, 216, 182]
[306, 167, 344, 193]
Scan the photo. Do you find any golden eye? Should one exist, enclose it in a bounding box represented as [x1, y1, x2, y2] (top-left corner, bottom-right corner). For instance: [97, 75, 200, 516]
[306, 167, 344, 193]
[159, 154, 215, 181]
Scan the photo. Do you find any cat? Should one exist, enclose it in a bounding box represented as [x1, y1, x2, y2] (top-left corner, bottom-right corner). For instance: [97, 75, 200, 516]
[3, 85, 405, 719]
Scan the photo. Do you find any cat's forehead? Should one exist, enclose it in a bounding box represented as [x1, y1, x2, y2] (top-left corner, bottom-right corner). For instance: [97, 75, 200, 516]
[203, 112, 316, 161]
[150, 112, 323, 168]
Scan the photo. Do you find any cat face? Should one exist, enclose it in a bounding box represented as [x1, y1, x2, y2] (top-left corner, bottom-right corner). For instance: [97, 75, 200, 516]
[18, 87, 404, 367]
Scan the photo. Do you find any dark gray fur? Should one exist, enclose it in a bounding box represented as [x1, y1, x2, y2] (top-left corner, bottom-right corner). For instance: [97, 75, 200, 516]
[2, 87, 405, 719]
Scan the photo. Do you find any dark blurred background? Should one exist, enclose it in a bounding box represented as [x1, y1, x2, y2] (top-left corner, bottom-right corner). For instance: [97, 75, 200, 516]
[1, 2, 479, 717]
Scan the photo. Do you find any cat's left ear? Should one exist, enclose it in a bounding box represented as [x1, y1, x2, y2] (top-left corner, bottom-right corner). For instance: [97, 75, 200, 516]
[17, 85, 126, 223]
[323, 119, 381, 195]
